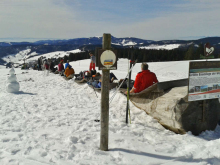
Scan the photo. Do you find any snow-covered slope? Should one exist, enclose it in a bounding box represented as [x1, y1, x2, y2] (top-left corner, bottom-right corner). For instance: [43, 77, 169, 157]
[140, 44, 181, 50]
[2, 49, 33, 63]
[1, 59, 220, 164]
[2, 49, 82, 65]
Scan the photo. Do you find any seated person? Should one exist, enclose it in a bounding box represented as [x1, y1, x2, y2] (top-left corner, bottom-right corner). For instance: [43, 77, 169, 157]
[64, 60, 72, 70]
[87, 77, 102, 88]
[95, 79, 102, 88]
[80, 70, 92, 79]
[64, 65, 75, 78]
[87, 80, 98, 86]
[125, 63, 158, 94]
[110, 72, 118, 83]
[84, 70, 91, 78]
[91, 70, 96, 76]
[92, 72, 101, 80]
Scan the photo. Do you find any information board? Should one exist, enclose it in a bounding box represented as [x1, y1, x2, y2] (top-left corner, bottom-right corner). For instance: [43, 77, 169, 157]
[188, 61, 220, 101]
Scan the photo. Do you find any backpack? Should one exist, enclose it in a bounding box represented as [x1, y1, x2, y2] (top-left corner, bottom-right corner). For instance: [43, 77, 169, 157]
[91, 70, 96, 75]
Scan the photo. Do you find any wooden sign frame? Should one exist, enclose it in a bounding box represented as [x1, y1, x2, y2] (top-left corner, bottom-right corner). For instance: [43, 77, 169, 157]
[98, 49, 117, 70]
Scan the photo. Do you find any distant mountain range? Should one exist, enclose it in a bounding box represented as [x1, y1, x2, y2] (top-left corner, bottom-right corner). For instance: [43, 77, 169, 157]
[0, 36, 220, 64]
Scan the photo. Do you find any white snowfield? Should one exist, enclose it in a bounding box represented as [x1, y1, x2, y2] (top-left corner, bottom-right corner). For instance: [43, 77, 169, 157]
[140, 44, 181, 50]
[1, 58, 220, 165]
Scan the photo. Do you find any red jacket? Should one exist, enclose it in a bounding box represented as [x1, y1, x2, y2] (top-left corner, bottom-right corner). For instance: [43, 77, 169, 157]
[58, 63, 64, 71]
[133, 70, 158, 93]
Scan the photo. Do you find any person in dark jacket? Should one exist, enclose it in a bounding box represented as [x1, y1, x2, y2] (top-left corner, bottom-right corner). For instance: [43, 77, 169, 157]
[49, 60, 56, 72]
[125, 63, 158, 94]
[38, 57, 42, 70]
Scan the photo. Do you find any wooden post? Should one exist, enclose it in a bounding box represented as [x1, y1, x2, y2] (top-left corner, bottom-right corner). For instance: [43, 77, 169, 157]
[100, 33, 111, 151]
[202, 100, 206, 122]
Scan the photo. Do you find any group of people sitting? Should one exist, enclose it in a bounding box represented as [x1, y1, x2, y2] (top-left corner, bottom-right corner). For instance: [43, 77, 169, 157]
[39, 52, 159, 93]
[37, 57, 57, 73]
[57, 60, 75, 78]
[37, 57, 75, 79]
[86, 72, 118, 89]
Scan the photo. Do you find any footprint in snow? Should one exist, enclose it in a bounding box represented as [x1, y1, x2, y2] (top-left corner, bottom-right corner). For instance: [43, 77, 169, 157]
[40, 151, 47, 157]
[11, 149, 20, 155]
[2, 138, 10, 142]
[69, 136, 78, 144]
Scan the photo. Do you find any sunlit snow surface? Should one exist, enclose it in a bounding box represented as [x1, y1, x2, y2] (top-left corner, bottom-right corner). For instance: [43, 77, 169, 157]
[1, 58, 220, 165]
[140, 44, 181, 50]
[2, 49, 82, 65]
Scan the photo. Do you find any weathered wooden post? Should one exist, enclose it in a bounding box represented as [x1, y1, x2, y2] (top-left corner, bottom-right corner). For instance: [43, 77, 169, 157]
[100, 34, 111, 151]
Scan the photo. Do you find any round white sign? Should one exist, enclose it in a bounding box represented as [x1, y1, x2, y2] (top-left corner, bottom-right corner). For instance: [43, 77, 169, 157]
[100, 50, 116, 68]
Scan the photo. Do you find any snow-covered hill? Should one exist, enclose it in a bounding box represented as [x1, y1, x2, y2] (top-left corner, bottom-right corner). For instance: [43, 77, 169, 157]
[2, 49, 82, 65]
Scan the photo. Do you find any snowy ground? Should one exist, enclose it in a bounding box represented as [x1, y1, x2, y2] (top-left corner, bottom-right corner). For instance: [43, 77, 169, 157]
[1, 59, 220, 165]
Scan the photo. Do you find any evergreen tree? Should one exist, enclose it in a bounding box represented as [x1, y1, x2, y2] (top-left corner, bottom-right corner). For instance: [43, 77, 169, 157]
[184, 45, 194, 60]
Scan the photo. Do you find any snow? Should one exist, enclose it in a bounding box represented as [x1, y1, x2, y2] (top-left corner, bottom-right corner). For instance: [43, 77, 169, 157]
[121, 39, 137, 46]
[95, 36, 102, 39]
[1, 58, 220, 164]
[2, 49, 83, 66]
[66, 49, 82, 54]
[140, 44, 181, 50]
[2, 49, 32, 64]
[123, 41, 137, 46]
[112, 43, 121, 46]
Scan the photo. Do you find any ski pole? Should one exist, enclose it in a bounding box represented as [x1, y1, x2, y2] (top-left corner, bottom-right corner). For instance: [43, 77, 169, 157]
[91, 77, 98, 98]
[109, 60, 137, 103]
[92, 84, 98, 98]
[126, 59, 130, 124]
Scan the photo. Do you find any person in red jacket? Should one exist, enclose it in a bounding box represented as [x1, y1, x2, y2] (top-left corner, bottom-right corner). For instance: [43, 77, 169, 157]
[126, 63, 158, 94]
[58, 60, 64, 75]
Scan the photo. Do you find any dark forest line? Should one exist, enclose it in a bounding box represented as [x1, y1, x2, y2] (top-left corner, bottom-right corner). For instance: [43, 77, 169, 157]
[52, 44, 220, 66]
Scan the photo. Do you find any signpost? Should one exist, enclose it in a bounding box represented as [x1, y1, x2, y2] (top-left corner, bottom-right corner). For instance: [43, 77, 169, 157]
[188, 43, 216, 122]
[99, 33, 117, 151]
[98, 49, 117, 70]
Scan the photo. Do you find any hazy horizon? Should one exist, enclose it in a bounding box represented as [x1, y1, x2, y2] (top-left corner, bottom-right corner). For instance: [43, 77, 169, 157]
[0, 35, 216, 43]
[1, 0, 219, 42]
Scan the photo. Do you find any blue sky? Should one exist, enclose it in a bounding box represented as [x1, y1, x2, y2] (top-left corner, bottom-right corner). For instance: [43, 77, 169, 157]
[0, 0, 220, 42]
